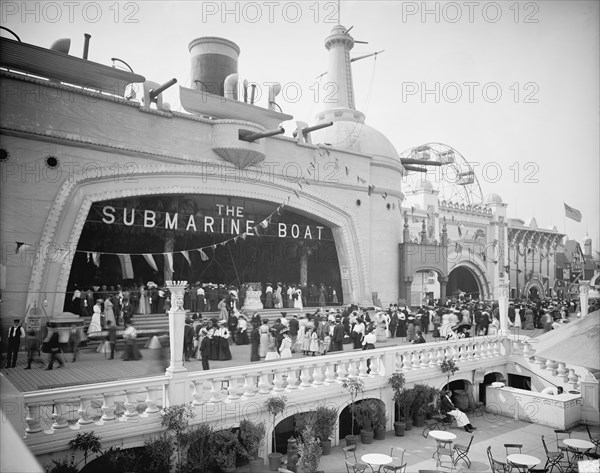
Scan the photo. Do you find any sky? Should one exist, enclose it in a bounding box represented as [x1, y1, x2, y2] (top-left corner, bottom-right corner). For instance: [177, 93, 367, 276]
[1, 0, 598, 251]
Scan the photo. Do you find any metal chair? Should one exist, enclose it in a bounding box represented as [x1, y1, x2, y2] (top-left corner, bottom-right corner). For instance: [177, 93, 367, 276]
[467, 390, 484, 417]
[434, 440, 454, 467]
[541, 435, 565, 473]
[383, 447, 406, 472]
[505, 443, 523, 456]
[586, 422, 600, 453]
[345, 459, 369, 473]
[453, 435, 474, 468]
[343, 445, 369, 473]
[422, 417, 441, 438]
[487, 446, 513, 473]
[554, 429, 572, 453]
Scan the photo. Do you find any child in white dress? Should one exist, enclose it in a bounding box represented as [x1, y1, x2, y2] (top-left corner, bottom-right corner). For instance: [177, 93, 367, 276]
[264, 336, 280, 361]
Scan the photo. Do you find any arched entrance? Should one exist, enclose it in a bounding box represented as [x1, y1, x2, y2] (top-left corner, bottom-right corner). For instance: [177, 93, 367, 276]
[446, 266, 481, 301]
[479, 372, 505, 403]
[21, 166, 370, 316]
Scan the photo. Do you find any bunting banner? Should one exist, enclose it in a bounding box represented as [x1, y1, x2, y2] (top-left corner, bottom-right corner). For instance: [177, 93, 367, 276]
[198, 249, 209, 261]
[143, 254, 158, 272]
[164, 253, 173, 273]
[117, 254, 134, 279]
[92, 252, 100, 267]
[181, 251, 191, 266]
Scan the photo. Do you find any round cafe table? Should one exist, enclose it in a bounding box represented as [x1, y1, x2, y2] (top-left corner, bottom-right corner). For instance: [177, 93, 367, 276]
[507, 454, 540, 473]
[428, 430, 457, 465]
[361, 453, 393, 473]
[563, 438, 594, 470]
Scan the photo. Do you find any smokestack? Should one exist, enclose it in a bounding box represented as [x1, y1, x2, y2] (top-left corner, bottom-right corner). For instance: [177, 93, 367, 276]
[188, 37, 240, 97]
[83, 33, 91, 59]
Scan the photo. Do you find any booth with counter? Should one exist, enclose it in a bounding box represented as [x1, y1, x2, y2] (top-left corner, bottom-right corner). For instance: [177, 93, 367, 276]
[486, 385, 582, 430]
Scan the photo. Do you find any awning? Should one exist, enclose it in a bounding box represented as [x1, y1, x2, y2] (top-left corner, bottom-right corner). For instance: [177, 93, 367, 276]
[532, 310, 600, 371]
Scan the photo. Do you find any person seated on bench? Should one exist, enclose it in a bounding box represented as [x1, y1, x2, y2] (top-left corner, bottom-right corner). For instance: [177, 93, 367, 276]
[440, 390, 477, 433]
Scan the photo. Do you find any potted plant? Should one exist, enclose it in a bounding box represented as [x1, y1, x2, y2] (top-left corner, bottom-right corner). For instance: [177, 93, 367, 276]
[412, 384, 438, 427]
[341, 378, 365, 446]
[297, 425, 323, 473]
[388, 373, 415, 434]
[353, 399, 378, 444]
[264, 395, 287, 471]
[440, 358, 459, 388]
[213, 430, 246, 473]
[239, 419, 266, 472]
[313, 406, 338, 455]
[373, 402, 388, 440]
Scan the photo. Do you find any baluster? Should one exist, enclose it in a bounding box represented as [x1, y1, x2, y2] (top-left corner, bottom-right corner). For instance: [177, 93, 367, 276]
[323, 364, 336, 384]
[486, 341, 494, 358]
[556, 363, 569, 382]
[348, 361, 359, 378]
[242, 375, 256, 398]
[534, 356, 546, 367]
[273, 372, 285, 391]
[471, 342, 481, 359]
[300, 367, 312, 387]
[545, 359, 557, 375]
[77, 396, 95, 426]
[445, 347, 453, 362]
[476, 341, 486, 358]
[52, 401, 69, 429]
[568, 369, 579, 390]
[227, 377, 241, 399]
[286, 368, 299, 389]
[428, 349, 438, 367]
[210, 379, 224, 401]
[313, 365, 324, 385]
[369, 355, 380, 376]
[420, 349, 430, 368]
[192, 380, 206, 405]
[411, 352, 420, 370]
[359, 358, 369, 377]
[402, 352, 412, 371]
[436, 347, 445, 365]
[512, 340, 522, 356]
[25, 403, 42, 435]
[100, 393, 116, 422]
[143, 386, 162, 416]
[337, 361, 349, 381]
[394, 352, 403, 371]
[466, 343, 474, 360]
[522, 342, 532, 359]
[257, 373, 272, 394]
[492, 340, 500, 357]
[122, 390, 139, 421]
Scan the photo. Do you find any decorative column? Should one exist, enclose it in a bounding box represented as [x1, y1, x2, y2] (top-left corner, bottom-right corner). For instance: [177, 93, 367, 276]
[498, 277, 510, 336]
[165, 280, 189, 407]
[580, 371, 600, 424]
[404, 276, 413, 305]
[439, 276, 448, 306]
[579, 281, 590, 317]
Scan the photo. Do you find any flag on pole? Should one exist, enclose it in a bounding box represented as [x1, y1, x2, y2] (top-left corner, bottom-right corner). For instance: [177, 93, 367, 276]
[564, 203, 582, 222]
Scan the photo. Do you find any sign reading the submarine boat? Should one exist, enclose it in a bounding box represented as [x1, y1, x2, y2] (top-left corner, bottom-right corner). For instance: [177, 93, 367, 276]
[100, 204, 324, 240]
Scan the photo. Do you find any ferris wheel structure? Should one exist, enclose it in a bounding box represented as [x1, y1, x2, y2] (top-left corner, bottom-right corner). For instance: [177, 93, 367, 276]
[399, 142, 485, 208]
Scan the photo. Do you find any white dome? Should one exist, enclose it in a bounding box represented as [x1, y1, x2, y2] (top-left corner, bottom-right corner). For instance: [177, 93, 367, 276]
[311, 119, 400, 160]
[486, 193, 503, 204]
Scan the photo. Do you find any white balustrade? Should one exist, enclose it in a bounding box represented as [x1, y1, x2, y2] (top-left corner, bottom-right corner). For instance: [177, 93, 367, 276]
[144, 387, 162, 416]
[568, 369, 579, 389]
[287, 368, 300, 389]
[337, 361, 349, 380]
[101, 393, 116, 422]
[411, 352, 420, 370]
[192, 380, 206, 405]
[359, 358, 369, 377]
[323, 364, 336, 384]
[273, 372, 285, 391]
[420, 349, 430, 368]
[403, 352, 412, 371]
[492, 340, 500, 357]
[369, 355, 380, 376]
[227, 377, 242, 399]
[51, 401, 69, 429]
[25, 403, 42, 436]
[556, 363, 569, 382]
[122, 390, 140, 421]
[348, 361, 359, 378]
[299, 367, 312, 387]
[210, 380, 224, 401]
[77, 396, 95, 426]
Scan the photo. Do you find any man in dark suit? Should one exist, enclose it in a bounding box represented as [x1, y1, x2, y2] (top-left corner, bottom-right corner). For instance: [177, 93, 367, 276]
[183, 319, 195, 362]
[107, 320, 117, 360]
[6, 319, 25, 368]
[331, 318, 345, 352]
[199, 332, 211, 370]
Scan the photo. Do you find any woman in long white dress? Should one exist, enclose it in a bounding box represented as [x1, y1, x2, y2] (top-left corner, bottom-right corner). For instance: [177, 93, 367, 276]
[137, 285, 148, 315]
[104, 296, 116, 327]
[279, 332, 293, 359]
[293, 288, 303, 310]
[258, 319, 270, 358]
[274, 284, 283, 309]
[88, 300, 103, 337]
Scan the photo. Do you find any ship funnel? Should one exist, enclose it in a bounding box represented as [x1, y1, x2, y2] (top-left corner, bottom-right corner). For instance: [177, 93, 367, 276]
[188, 37, 240, 97]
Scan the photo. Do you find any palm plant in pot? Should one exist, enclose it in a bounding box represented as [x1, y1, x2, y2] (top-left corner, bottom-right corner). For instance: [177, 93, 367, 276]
[341, 378, 365, 446]
[297, 424, 323, 473]
[264, 395, 287, 471]
[213, 429, 247, 473]
[353, 399, 378, 444]
[312, 406, 338, 455]
[388, 372, 415, 434]
[373, 402, 388, 440]
[239, 419, 265, 472]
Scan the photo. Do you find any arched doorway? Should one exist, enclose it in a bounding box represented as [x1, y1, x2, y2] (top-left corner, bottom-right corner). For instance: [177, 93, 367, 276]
[443, 379, 473, 412]
[446, 266, 480, 301]
[479, 372, 505, 403]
